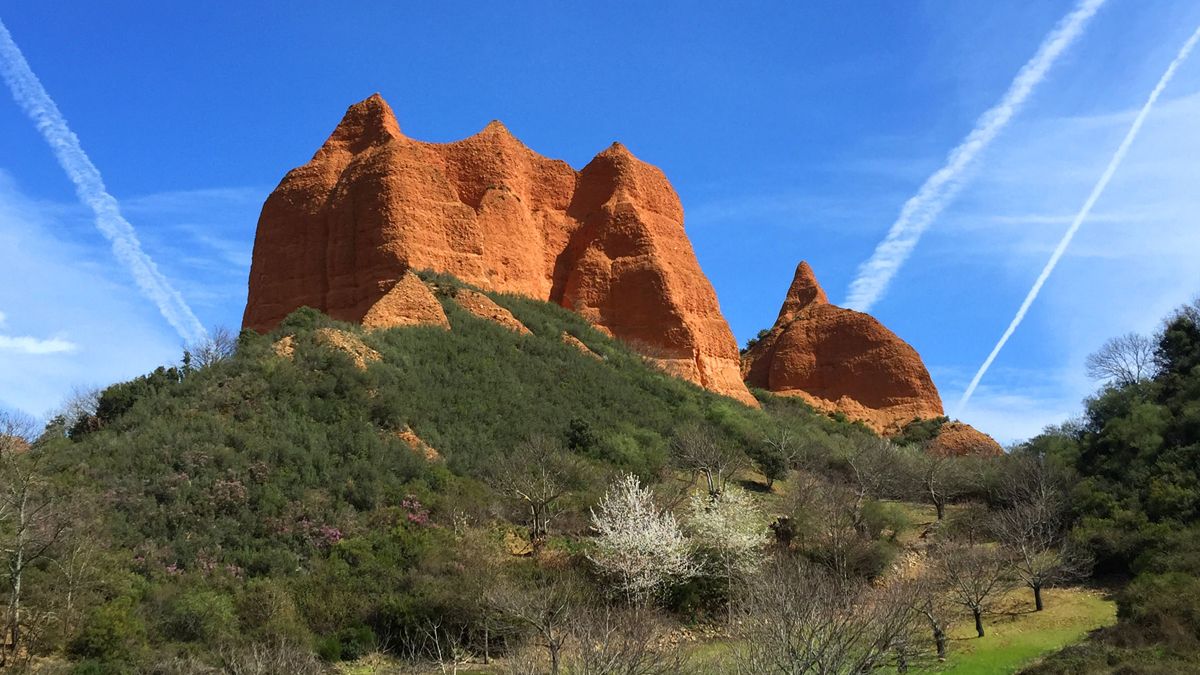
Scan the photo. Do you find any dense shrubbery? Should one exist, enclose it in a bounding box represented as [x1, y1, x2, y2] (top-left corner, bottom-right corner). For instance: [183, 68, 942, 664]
[3, 277, 873, 670]
[1024, 300, 1200, 673]
[9, 276, 1196, 672]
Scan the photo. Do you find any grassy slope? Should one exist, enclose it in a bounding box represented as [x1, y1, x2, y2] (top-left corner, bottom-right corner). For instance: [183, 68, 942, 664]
[928, 589, 1116, 675]
[897, 502, 1118, 675]
[681, 502, 1117, 675]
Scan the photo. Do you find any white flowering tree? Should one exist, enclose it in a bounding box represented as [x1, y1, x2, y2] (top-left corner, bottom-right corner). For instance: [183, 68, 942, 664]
[588, 474, 697, 602]
[685, 485, 769, 620]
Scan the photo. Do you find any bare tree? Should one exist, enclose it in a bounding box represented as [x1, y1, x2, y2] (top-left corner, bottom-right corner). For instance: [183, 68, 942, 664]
[908, 452, 976, 521]
[992, 455, 1089, 611]
[187, 326, 239, 370]
[486, 574, 580, 675]
[217, 638, 324, 675]
[932, 543, 1015, 638]
[1085, 332, 1155, 385]
[0, 411, 68, 664]
[787, 479, 876, 581]
[416, 617, 475, 674]
[669, 424, 745, 498]
[733, 558, 925, 674]
[491, 436, 582, 546]
[842, 436, 903, 524]
[47, 502, 105, 638]
[48, 385, 100, 434]
[566, 605, 687, 675]
[588, 474, 697, 602]
[908, 572, 955, 662]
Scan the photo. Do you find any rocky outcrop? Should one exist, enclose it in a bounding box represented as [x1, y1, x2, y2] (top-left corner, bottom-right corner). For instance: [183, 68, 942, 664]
[272, 335, 296, 359]
[450, 289, 531, 335]
[243, 94, 754, 406]
[742, 262, 944, 433]
[314, 328, 380, 370]
[361, 271, 449, 330]
[396, 426, 441, 462]
[272, 328, 380, 370]
[562, 332, 602, 359]
[926, 422, 1004, 458]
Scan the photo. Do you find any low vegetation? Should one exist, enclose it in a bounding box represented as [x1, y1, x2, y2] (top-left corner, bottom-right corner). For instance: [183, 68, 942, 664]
[0, 279, 1195, 673]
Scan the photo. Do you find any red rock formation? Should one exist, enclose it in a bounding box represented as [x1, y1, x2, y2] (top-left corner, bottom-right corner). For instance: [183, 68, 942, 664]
[926, 422, 1004, 458]
[243, 94, 755, 406]
[742, 261, 944, 433]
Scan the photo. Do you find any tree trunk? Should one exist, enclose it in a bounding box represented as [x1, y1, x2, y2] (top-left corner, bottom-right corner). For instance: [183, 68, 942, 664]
[6, 493, 27, 660]
[1034, 584, 1044, 612]
[973, 608, 984, 637]
[935, 500, 945, 521]
[934, 626, 947, 661]
[549, 641, 560, 675]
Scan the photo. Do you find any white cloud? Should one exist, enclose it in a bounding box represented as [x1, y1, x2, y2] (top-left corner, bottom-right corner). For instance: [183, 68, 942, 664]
[955, 386, 1080, 447]
[0, 334, 76, 355]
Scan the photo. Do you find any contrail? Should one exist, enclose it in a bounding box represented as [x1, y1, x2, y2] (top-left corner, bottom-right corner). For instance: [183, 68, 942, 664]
[957, 24, 1200, 414]
[0, 18, 206, 344]
[844, 0, 1106, 312]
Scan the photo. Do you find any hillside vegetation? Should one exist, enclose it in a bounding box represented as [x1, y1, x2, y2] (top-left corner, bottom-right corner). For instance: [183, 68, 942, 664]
[1020, 300, 1200, 673]
[1, 278, 1196, 674]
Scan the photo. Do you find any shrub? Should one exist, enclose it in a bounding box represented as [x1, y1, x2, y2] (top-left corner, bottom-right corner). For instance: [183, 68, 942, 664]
[69, 598, 148, 665]
[1118, 572, 1200, 648]
[165, 589, 236, 643]
[316, 624, 375, 662]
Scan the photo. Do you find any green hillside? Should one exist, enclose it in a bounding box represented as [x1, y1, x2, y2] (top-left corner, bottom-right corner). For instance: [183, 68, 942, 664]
[7, 276, 1197, 674]
[12, 274, 868, 672]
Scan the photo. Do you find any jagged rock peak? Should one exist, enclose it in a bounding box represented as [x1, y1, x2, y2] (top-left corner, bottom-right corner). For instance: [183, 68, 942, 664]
[741, 260, 943, 433]
[243, 94, 757, 407]
[479, 119, 513, 135]
[777, 261, 829, 323]
[319, 93, 403, 157]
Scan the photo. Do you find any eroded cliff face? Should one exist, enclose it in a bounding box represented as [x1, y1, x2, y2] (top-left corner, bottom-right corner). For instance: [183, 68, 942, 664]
[742, 262, 944, 433]
[243, 94, 756, 406]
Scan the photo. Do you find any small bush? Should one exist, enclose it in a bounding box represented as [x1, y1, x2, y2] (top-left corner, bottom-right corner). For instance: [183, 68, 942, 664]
[165, 589, 236, 643]
[69, 598, 148, 665]
[316, 624, 375, 662]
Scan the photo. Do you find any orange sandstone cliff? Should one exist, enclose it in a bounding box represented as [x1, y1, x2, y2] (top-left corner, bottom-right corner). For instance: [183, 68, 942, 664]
[242, 94, 756, 406]
[742, 262, 944, 432]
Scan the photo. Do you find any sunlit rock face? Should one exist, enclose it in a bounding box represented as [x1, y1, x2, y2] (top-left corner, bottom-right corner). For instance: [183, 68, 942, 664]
[742, 261, 945, 433]
[243, 94, 755, 406]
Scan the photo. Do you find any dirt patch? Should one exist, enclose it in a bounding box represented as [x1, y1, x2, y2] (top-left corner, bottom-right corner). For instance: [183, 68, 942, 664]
[314, 328, 380, 370]
[561, 332, 601, 359]
[453, 289, 532, 335]
[272, 335, 295, 359]
[395, 426, 441, 462]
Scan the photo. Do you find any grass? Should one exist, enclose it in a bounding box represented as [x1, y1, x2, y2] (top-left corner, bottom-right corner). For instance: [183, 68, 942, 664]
[925, 587, 1116, 675]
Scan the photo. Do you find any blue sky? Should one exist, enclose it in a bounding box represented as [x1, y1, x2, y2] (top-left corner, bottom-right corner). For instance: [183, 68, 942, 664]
[2, 1, 1199, 443]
